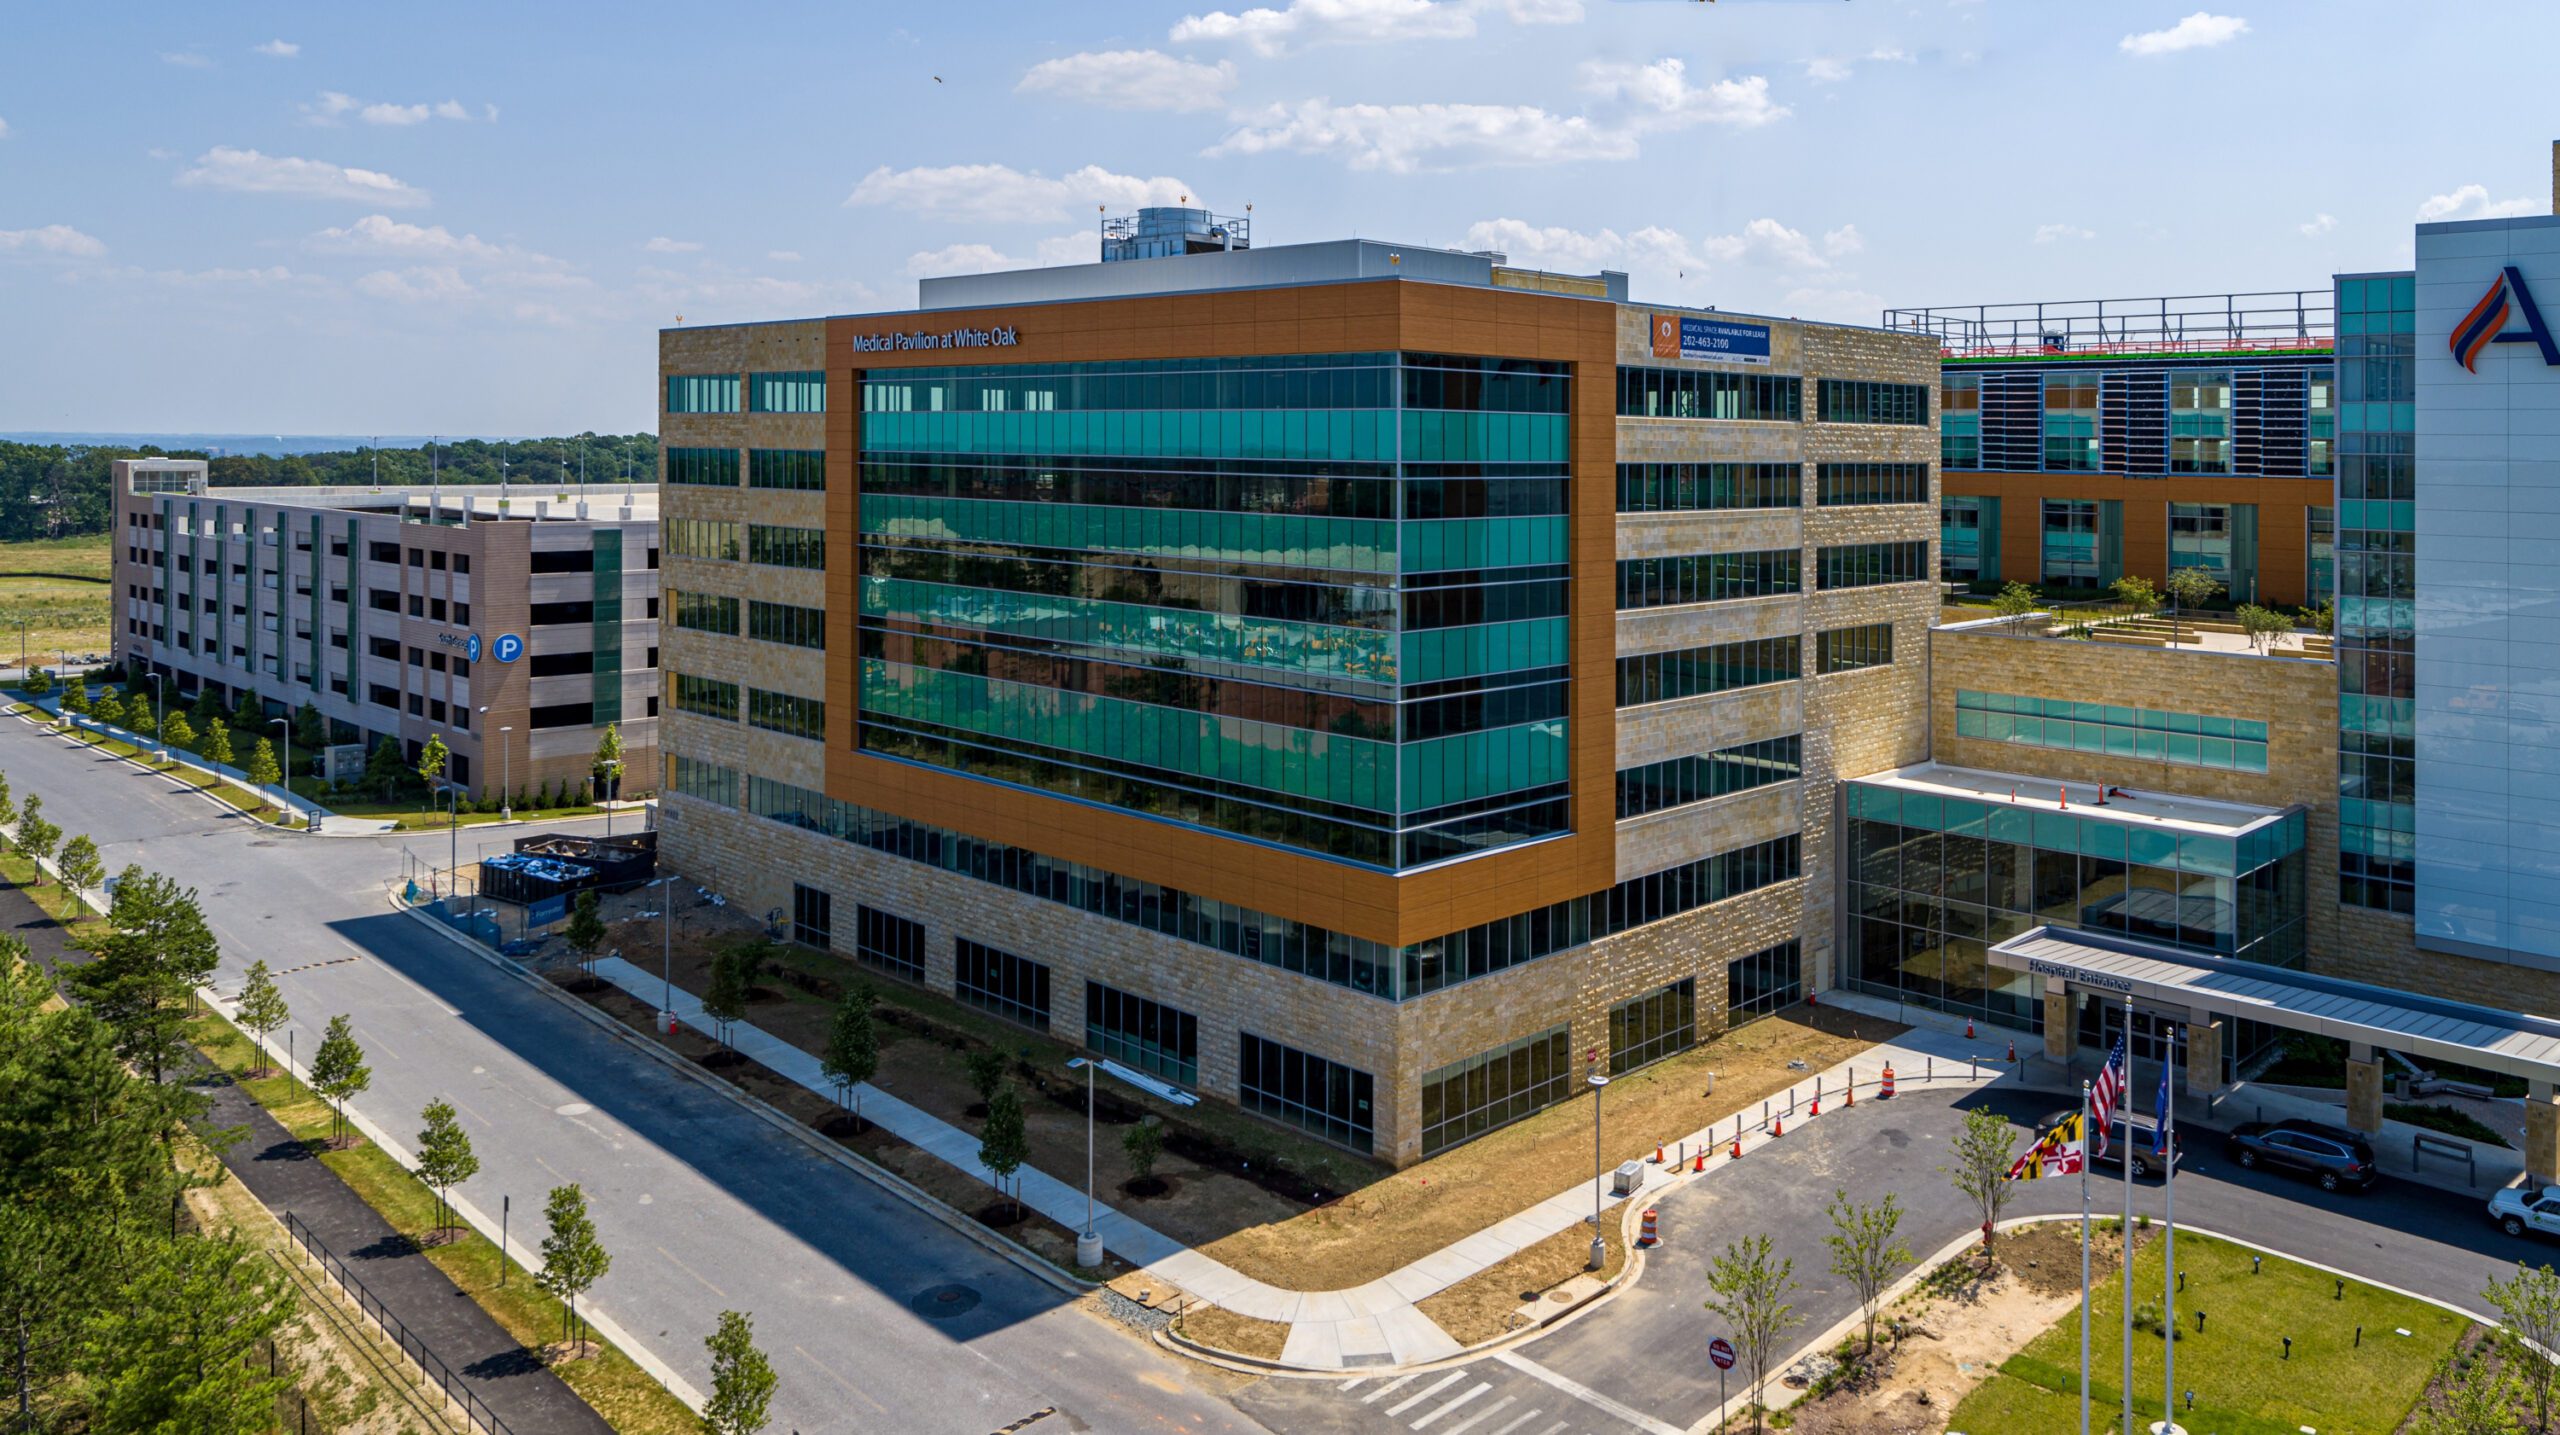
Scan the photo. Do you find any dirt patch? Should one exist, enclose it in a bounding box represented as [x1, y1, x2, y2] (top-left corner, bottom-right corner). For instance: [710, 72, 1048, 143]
[1999, 1219, 2117, 1300]
[1177, 1304, 1291, 1362]
[1416, 1217, 1628, 1346]
[975, 1199, 1032, 1230]
[1121, 1175, 1175, 1201]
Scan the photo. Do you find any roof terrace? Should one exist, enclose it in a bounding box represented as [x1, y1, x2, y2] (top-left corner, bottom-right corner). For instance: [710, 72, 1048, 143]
[1882, 289, 2333, 362]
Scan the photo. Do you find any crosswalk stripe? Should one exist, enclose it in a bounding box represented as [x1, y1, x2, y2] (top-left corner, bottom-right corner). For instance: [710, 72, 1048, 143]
[1385, 1371, 1468, 1417]
[1362, 1373, 1422, 1405]
[1491, 1353, 1684, 1435]
[1486, 1410, 1542, 1435]
[1409, 1382, 1489, 1429]
[1339, 1379, 1368, 1393]
[1430, 1391, 1512, 1435]
[1534, 1423, 1567, 1435]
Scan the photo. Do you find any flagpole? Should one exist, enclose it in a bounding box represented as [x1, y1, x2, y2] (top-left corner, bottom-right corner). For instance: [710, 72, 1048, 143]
[2163, 1026, 2179, 1433]
[2081, 1077, 2092, 1435]
[2122, 997, 2135, 1435]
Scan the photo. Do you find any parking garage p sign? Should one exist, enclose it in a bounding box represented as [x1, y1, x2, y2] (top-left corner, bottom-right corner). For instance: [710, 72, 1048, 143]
[491, 633, 523, 663]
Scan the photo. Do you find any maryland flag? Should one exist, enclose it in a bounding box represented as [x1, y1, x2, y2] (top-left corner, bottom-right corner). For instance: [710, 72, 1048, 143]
[2005, 1112, 2087, 1181]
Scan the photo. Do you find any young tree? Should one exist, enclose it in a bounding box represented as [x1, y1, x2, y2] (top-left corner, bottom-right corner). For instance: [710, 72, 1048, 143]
[160, 710, 196, 753]
[246, 737, 282, 794]
[2110, 574, 2161, 614]
[416, 732, 449, 793]
[91, 688, 124, 731]
[1824, 1188, 1913, 1355]
[234, 959, 290, 1077]
[55, 834, 103, 895]
[1944, 1106, 2023, 1264]
[703, 1309, 779, 1435]
[979, 1081, 1030, 1222]
[2165, 567, 2224, 645]
[85, 1233, 297, 1435]
[0, 768, 14, 832]
[202, 715, 235, 769]
[2236, 602, 2295, 654]
[126, 703, 157, 744]
[2485, 1261, 2560, 1434]
[2298, 598, 2336, 636]
[189, 684, 222, 728]
[592, 722, 625, 829]
[819, 985, 879, 1122]
[1123, 1118, 1164, 1187]
[364, 735, 406, 800]
[20, 669, 49, 698]
[309, 1013, 372, 1148]
[16, 794, 59, 881]
[1702, 1234, 1803, 1433]
[702, 943, 754, 1051]
[415, 1097, 480, 1243]
[965, 1047, 1009, 1113]
[536, 1183, 612, 1352]
[59, 681, 88, 725]
[1991, 580, 2040, 619]
[2421, 1352, 2525, 1435]
[563, 889, 607, 977]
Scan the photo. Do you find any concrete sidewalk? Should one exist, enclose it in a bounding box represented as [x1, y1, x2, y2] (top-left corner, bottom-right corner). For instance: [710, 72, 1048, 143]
[592, 955, 2015, 1370]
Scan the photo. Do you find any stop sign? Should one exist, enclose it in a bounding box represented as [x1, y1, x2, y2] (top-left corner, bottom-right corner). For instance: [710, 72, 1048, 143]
[1708, 1337, 1736, 1370]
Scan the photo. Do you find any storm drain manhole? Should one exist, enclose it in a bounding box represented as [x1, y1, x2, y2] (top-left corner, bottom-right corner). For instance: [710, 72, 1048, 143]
[909, 1283, 981, 1320]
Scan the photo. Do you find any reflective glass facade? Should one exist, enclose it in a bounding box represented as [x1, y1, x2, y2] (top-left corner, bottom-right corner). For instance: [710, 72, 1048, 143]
[858, 351, 1575, 870]
[2335, 271, 2416, 914]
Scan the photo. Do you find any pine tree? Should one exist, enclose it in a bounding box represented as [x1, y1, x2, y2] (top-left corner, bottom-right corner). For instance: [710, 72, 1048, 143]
[819, 985, 879, 1123]
[84, 1234, 297, 1435]
[703, 1309, 778, 1435]
[415, 1098, 480, 1242]
[16, 794, 59, 881]
[980, 1082, 1029, 1223]
[70, 868, 221, 1081]
[188, 685, 221, 727]
[202, 716, 234, 769]
[54, 835, 102, 896]
[160, 710, 196, 753]
[364, 735, 406, 800]
[536, 1183, 612, 1353]
[293, 700, 327, 757]
[309, 1014, 371, 1148]
[234, 959, 289, 1078]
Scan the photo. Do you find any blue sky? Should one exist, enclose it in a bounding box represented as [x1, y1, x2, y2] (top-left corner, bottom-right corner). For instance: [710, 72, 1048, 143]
[4, 1, 2554, 436]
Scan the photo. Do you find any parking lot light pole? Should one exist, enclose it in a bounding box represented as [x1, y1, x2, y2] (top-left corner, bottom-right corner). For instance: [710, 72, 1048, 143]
[147, 672, 166, 764]
[1068, 1057, 1099, 1268]
[1588, 1066, 1611, 1271]
[267, 716, 291, 818]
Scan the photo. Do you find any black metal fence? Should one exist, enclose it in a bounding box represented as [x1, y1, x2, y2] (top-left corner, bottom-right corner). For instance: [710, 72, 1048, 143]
[282, 1211, 516, 1435]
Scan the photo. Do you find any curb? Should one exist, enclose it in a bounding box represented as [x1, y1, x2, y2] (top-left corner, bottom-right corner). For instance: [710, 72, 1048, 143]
[6, 705, 311, 835]
[392, 895, 1099, 1306]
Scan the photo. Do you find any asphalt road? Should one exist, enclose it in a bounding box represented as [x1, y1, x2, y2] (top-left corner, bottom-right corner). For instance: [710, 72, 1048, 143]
[1, 716, 1271, 1435]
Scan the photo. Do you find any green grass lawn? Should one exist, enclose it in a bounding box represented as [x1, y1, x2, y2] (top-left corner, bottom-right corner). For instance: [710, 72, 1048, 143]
[1947, 1230, 2471, 1434]
[0, 534, 113, 660]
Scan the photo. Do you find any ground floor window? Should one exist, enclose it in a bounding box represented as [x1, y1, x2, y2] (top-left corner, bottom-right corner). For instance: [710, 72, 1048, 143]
[1084, 982, 1198, 1086]
[2042, 499, 2101, 584]
[1420, 1025, 1571, 1157]
[854, 904, 925, 983]
[1240, 1033, 1373, 1153]
[1609, 978, 1695, 1075]
[954, 939, 1050, 1031]
[1726, 941, 1802, 1024]
[791, 883, 832, 949]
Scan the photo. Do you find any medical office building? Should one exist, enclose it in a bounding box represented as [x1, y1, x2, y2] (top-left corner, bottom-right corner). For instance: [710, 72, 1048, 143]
[656, 212, 1944, 1164]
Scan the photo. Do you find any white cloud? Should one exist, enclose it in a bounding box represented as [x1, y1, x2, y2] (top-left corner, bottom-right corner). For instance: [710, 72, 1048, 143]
[355, 266, 474, 302]
[2034, 223, 2097, 243]
[2299, 212, 2338, 237]
[906, 243, 1021, 277]
[1823, 224, 1863, 258]
[303, 91, 481, 127]
[176, 146, 430, 207]
[643, 236, 704, 254]
[308, 215, 556, 266]
[1502, 0, 1582, 19]
[767, 250, 802, 262]
[2417, 184, 2540, 223]
[1781, 286, 1887, 322]
[1579, 60, 1787, 129]
[1462, 219, 1703, 291]
[253, 39, 299, 58]
[1214, 99, 1630, 172]
[1803, 47, 1913, 83]
[846, 162, 1193, 223]
[1036, 232, 1098, 267]
[2120, 12, 2248, 57]
[1173, 0, 1478, 57]
[161, 51, 213, 68]
[1702, 217, 1834, 270]
[0, 224, 107, 259]
[1018, 50, 1237, 111]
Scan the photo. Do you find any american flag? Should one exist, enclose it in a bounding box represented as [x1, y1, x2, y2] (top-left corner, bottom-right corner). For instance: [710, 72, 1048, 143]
[2089, 1037, 2126, 1161]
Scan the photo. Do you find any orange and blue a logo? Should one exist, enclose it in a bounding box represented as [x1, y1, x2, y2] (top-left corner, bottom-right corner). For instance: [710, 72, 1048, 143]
[2452, 264, 2560, 371]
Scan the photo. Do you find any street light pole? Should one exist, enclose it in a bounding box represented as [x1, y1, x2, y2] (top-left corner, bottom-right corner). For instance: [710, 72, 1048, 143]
[147, 672, 166, 764]
[1587, 1066, 1611, 1271]
[267, 716, 291, 819]
[1069, 1058, 1097, 1258]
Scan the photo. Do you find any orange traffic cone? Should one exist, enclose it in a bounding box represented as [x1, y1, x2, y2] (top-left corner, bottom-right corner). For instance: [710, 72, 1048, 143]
[1966, 1017, 1976, 1039]
[1652, 1141, 1664, 1164]
[1844, 1074, 1855, 1107]
[1730, 1136, 1742, 1160]
[1693, 1149, 1706, 1173]
[1810, 1096, 1821, 1117]
[1772, 1116, 1784, 1138]
[2007, 1038, 2018, 1063]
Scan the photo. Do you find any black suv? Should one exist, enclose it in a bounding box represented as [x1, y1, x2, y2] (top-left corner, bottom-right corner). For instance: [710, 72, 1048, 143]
[2040, 1109, 2184, 1178]
[2224, 1119, 2379, 1192]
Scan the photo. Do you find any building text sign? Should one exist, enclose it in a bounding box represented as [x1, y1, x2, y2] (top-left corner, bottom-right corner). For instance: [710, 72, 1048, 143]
[851, 325, 1021, 354]
[1652, 314, 1771, 366]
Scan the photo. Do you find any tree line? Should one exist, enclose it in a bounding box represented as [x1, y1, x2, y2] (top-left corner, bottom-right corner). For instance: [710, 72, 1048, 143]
[0, 434, 659, 541]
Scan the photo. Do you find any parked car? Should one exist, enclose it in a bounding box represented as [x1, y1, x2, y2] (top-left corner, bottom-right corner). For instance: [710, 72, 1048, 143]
[2041, 1108, 2184, 1178]
[2224, 1119, 2378, 1192]
[2488, 1185, 2560, 1240]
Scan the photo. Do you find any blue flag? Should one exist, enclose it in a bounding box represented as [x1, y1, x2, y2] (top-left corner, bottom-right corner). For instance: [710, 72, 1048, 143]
[2154, 1063, 2173, 1156]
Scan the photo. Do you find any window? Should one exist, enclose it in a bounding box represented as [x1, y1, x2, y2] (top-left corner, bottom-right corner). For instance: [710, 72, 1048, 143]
[367, 589, 400, 612]
[430, 551, 447, 571]
[672, 673, 739, 719]
[1615, 736, 1802, 818]
[530, 549, 594, 573]
[1617, 638, 1800, 705]
[1609, 979, 1695, 1075]
[1727, 940, 1802, 1023]
[747, 599, 825, 649]
[670, 753, 738, 806]
[666, 447, 740, 486]
[2168, 502, 2234, 589]
[1817, 379, 1928, 426]
[2042, 499, 2101, 584]
[954, 939, 1050, 1030]
[746, 687, 824, 740]
[666, 518, 740, 561]
[1615, 550, 1800, 609]
[666, 373, 740, 413]
[1941, 496, 1988, 581]
[2042, 373, 2100, 471]
[453, 554, 469, 575]
[1942, 372, 1982, 467]
[1817, 623, 1894, 674]
[2308, 371, 2335, 477]
[855, 905, 926, 982]
[2308, 506, 2335, 601]
[748, 449, 827, 491]
[1419, 1025, 1570, 1157]
[407, 594, 424, 617]
[1616, 366, 1801, 422]
[1085, 983, 1198, 1085]
[429, 598, 446, 621]
[750, 371, 827, 414]
[673, 591, 741, 635]
[1615, 462, 1799, 513]
[1817, 542, 1928, 589]
[791, 884, 833, 948]
[369, 541, 401, 563]
[530, 702, 593, 728]
[1239, 1033, 1373, 1151]
[367, 635, 401, 660]
[2170, 369, 2233, 474]
[747, 525, 825, 569]
[454, 602, 469, 626]
[367, 683, 399, 709]
[1817, 462, 1930, 506]
[1952, 689, 2270, 773]
[452, 657, 470, 678]
[408, 548, 426, 568]
[529, 650, 594, 677]
[530, 600, 596, 626]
